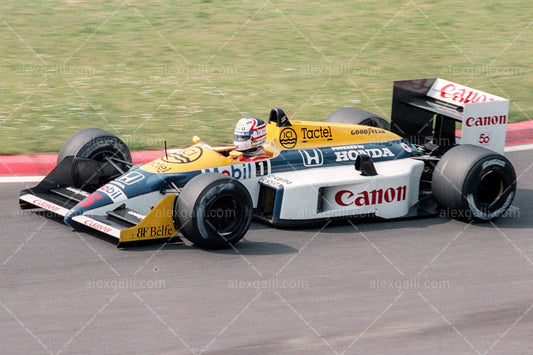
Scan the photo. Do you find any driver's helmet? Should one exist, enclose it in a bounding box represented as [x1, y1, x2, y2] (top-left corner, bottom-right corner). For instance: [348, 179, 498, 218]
[234, 117, 267, 152]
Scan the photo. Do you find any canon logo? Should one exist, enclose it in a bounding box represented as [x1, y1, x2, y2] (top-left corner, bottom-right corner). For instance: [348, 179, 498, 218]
[465, 115, 507, 127]
[33, 199, 61, 212]
[440, 83, 496, 104]
[84, 219, 113, 234]
[335, 185, 407, 207]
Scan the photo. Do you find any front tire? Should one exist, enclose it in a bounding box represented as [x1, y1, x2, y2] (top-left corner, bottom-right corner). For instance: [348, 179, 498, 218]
[57, 128, 131, 165]
[175, 173, 253, 249]
[57, 128, 132, 188]
[432, 144, 516, 221]
[325, 107, 390, 130]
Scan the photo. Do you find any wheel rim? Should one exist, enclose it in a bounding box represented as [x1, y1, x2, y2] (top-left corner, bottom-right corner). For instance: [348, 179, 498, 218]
[361, 118, 379, 127]
[360, 117, 389, 129]
[203, 193, 246, 237]
[89, 147, 124, 162]
[88, 145, 130, 172]
[476, 170, 506, 208]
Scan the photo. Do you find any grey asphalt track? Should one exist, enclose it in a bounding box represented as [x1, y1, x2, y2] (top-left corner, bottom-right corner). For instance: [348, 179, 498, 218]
[1, 149, 533, 354]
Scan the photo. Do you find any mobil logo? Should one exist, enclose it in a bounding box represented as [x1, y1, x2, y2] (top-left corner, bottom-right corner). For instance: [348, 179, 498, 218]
[99, 183, 127, 203]
[203, 163, 253, 180]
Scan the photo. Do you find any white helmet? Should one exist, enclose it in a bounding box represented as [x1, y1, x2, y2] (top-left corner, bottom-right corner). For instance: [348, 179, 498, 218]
[234, 117, 267, 152]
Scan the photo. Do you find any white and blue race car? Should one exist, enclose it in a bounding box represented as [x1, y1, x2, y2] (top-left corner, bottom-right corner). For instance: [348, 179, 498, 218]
[19, 78, 516, 249]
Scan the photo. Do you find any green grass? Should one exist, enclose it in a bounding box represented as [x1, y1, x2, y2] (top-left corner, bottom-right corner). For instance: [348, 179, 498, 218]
[0, 0, 531, 154]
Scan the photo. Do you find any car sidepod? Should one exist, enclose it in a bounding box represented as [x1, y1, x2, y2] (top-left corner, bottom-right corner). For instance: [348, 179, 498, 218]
[254, 140, 424, 225]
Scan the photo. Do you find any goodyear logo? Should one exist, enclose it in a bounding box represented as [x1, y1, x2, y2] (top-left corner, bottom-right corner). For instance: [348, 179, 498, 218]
[280, 127, 297, 148]
[350, 128, 386, 135]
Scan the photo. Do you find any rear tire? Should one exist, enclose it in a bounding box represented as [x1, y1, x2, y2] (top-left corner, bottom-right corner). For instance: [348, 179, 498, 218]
[325, 107, 390, 130]
[432, 144, 516, 221]
[175, 173, 253, 249]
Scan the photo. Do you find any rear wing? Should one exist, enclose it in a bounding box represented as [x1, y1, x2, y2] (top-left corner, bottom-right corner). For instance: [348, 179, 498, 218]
[390, 78, 510, 154]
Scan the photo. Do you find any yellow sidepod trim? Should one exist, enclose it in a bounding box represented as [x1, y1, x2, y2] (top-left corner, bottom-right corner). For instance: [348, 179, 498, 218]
[119, 194, 177, 244]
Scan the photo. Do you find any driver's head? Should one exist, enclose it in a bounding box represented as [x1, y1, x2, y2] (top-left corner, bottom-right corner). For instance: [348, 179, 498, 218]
[234, 117, 267, 152]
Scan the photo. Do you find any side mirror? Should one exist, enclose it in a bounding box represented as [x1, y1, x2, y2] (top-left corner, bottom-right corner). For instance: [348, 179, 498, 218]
[354, 153, 377, 176]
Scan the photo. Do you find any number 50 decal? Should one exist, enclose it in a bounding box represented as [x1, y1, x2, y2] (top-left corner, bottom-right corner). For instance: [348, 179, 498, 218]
[479, 133, 490, 144]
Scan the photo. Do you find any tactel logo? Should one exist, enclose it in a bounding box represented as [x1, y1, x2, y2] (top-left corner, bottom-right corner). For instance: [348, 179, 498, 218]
[300, 126, 333, 143]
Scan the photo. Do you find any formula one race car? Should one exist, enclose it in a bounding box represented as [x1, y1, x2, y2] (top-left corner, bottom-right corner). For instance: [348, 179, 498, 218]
[19, 78, 516, 249]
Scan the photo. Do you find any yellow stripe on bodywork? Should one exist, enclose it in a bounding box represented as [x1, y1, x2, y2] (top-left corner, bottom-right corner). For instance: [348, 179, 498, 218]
[140, 121, 403, 175]
[140, 144, 236, 174]
[270, 121, 402, 150]
[119, 194, 178, 243]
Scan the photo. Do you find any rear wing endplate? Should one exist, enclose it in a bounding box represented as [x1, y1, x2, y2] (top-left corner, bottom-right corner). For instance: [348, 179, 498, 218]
[390, 78, 509, 154]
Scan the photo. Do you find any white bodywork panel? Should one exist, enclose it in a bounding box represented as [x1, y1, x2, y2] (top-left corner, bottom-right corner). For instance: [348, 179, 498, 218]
[427, 78, 509, 154]
[20, 194, 70, 217]
[71, 215, 122, 239]
[259, 158, 425, 221]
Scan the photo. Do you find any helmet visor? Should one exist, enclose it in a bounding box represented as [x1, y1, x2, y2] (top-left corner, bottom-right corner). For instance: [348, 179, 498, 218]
[234, 133, 252, 141]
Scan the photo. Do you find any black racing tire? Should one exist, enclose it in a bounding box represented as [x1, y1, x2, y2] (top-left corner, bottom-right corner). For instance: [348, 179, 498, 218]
[175, 173, 253, 249]
[432, 144, 516, 221]
[325, 107, 390, 130]
[57, 128, 131, 165]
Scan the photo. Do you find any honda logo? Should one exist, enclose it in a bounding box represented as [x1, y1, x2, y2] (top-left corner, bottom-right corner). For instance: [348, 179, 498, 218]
[299, 149, 324, 167]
